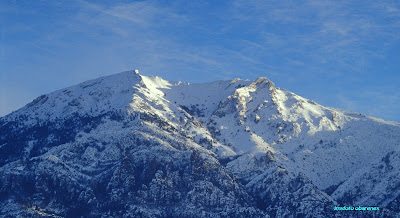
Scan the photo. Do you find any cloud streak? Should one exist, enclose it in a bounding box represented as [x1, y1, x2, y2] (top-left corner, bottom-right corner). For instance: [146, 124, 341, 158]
[228, 0, 400, 70]
[1, 0, 399, 121]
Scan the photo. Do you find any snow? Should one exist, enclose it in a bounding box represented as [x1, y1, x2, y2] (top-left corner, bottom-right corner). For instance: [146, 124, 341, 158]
[2, 69, 400, 210]
[130, 72, 400, 190]
[3, 70, 142, 125]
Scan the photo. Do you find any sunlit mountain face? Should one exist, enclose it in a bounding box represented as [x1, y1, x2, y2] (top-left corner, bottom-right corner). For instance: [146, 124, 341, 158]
[1, 70, 399, 217]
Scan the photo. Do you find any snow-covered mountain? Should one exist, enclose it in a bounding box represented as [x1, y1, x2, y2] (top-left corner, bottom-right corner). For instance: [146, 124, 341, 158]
[1, 70, 399, 217]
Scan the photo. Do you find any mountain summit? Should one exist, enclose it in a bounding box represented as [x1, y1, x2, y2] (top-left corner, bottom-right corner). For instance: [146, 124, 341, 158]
[1, 70, 399, 217]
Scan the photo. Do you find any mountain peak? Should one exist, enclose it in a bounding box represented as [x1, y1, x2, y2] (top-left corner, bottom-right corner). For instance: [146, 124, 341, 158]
[255, 77, 269, 84]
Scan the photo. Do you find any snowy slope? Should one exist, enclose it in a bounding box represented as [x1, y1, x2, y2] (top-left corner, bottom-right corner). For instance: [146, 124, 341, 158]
[141, 72, 400, 190]
[1, 70, 400, 217]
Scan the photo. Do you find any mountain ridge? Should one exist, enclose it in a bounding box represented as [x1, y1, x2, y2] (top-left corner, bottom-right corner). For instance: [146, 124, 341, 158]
[1, 70, 399, 217]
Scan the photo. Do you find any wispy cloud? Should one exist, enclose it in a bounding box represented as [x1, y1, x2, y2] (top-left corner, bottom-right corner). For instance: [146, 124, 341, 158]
[1, 0, 399, 121]
[228, 0, 400, 74]
[72, 0, 188, 36]
[336, 87, 400, 121]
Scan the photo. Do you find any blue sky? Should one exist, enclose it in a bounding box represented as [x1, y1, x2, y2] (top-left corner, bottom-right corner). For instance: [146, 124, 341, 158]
[1, 0, 400, 121]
